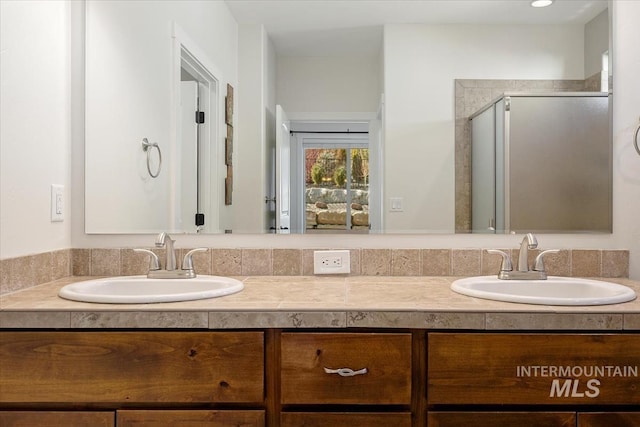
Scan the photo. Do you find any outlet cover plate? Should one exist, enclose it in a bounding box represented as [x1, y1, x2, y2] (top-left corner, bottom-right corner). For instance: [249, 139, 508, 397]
[313, 250, 350, 274]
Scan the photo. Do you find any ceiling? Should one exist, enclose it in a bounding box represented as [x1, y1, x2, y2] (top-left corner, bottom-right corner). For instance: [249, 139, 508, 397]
[224, 0, 608, 56]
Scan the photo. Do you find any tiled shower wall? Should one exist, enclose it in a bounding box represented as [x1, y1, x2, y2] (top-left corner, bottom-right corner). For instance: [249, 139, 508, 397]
[0, 247, 629, 295]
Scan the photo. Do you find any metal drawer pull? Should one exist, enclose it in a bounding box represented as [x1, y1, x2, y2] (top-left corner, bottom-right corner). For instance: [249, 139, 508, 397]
[323, 367, 368, 377]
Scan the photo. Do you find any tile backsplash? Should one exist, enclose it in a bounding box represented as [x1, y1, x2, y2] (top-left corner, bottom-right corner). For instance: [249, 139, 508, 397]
[1, 249, 71, 295]
[0, 247, 629, 295]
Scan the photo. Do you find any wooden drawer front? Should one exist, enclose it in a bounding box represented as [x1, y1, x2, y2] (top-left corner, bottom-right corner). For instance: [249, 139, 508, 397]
[428, 333, 640, 405]
[281, 412, 412, 427]
[0, 411, 114, 427]
[427, 412, 576, 427]
[578, 412, 640, 427]
[280, 333, 412, 405]
[117, 410, 265, 426]
[0, 331, 264, 404]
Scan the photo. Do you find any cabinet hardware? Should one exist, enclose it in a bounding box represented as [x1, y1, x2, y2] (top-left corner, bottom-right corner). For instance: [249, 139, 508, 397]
[323, 367, 368, 377]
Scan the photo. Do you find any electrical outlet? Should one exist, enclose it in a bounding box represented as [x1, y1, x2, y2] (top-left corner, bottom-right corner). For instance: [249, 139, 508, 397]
[314, 250, 350, 274]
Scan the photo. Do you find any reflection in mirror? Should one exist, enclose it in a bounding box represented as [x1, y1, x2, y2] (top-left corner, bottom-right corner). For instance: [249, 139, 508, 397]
[303, 147, 371, 234]
[84, 1, 611, 235]
[454, 4, 611, 234]
[272, 114, 375, 234]
[85, 1, 228, 234]
[468, 93, 610, 234]
[292, 123, 372, 234]
[179, 50, 219, 234]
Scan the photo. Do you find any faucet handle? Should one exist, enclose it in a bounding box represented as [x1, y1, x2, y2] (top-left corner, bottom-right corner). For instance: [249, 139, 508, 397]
[533, 249, 560, 273]
[182, 248, 209, 272]
[133, 248, 160, 271]
[487, 249, 513, 273]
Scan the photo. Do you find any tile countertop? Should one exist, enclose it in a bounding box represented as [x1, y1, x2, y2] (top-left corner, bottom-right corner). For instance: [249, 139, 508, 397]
[1, 276, 639, 330]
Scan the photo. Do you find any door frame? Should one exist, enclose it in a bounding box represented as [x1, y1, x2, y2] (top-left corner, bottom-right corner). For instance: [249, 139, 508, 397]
[285, 112, 381, 233]
[172, 22, 224, 233]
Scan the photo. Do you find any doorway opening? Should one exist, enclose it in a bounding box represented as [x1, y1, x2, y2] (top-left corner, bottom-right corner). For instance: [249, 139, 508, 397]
[289, 121, 373, 234]
[172, 23, 222, 233]
[274, 107, 382, 234]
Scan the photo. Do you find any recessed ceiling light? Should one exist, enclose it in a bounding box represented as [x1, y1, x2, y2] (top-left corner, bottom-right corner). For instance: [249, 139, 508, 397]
[531, 0, 554, 7]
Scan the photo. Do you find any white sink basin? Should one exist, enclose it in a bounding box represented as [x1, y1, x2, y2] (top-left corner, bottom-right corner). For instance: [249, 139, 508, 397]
[451, 276, 636, 306]
[58, 275, 244, 304]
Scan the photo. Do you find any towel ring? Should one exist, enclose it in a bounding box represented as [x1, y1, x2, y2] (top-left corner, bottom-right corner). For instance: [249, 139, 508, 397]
[142, 138, 162, 178]
[634, 117, 640, 156]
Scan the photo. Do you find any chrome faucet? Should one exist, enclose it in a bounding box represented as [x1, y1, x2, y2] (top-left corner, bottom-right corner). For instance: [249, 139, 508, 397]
[517, 233, 538, 272]
[488, 233, 558, 280]
[134, 232, 208, 279]
[156, 232, 177, 271]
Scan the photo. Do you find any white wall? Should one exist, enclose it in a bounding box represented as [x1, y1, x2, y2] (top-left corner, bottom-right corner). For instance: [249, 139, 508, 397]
[84, 1, 171, 232]
[585, 10, 609, 78]
[383, 24, 584, 232]
[234, 25, 269, 233]
[276, 56, 380, 113]
[0, 0, 72, 259]
[611, 0, 640, 278]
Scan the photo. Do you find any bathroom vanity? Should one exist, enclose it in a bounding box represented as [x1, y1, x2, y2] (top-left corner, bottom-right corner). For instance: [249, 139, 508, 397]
[1, 276, 639, 427]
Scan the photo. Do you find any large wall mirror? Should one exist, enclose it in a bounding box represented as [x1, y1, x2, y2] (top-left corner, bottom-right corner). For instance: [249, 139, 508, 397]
[85, 0, 612, 235]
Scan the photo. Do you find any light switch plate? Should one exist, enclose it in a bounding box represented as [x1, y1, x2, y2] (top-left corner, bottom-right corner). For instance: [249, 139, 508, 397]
[51, 184, 64, 222]
[390, 197, 404, 212]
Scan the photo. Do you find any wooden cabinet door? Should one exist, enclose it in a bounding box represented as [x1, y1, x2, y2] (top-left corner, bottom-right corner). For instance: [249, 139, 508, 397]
[427, 412, 576, 427]
[117, 410, 265, 427]
[281, 412, 412, 427]
[578, 412, 640, 427]
[280, 332, 412, 405]
[428, 333, 640, 405]
[0, 331, 264, 404]
[0, 411, 114, 427]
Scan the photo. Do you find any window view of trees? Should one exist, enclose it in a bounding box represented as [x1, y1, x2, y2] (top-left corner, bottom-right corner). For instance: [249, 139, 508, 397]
[305, 148, 370, 232]
[305, 148, 369, 189]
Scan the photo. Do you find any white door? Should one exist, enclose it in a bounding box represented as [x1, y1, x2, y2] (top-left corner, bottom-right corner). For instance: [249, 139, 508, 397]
[275, 105, 291, 233]
[180, 81, 198, 232]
